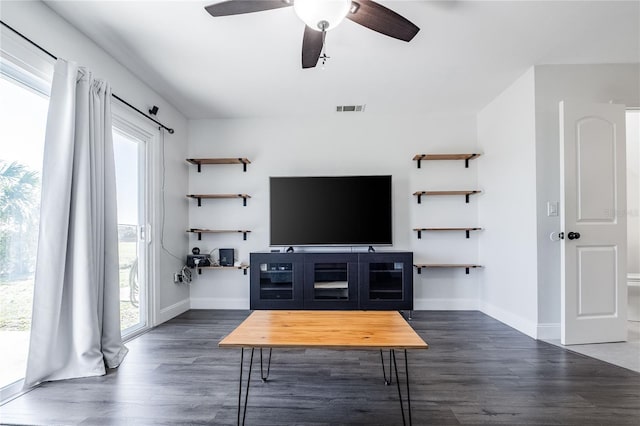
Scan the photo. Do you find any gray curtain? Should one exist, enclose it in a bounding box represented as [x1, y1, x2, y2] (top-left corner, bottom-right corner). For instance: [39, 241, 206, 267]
[24, 59, 128, 388]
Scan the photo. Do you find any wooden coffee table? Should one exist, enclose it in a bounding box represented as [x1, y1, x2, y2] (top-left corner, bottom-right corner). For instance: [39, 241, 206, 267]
[219, 310, 428, 425]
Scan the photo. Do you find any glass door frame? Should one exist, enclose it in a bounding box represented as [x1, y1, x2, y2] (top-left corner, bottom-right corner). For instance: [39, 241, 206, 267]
[0, 26, 53, 403]
[112, 106, 156, 339]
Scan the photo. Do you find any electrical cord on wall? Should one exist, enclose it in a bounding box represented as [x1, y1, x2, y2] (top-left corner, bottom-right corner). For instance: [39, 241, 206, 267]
[159, 128, 186, 263]
[181, 266, 192, 284]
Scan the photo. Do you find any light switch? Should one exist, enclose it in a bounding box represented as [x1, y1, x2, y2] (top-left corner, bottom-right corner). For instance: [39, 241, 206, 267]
[547, 201, 559, 217]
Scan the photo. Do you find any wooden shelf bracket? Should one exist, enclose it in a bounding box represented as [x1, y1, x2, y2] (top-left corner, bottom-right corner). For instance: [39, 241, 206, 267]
[186, 158, 251, 173]
[413, 228, 482, 239]
[197, 265, 250, 275]
[414, 264, 482, 275]
[187, 194, 251, 207]
[413, 190, 481, 204]
[413, 153, 481, 169]
[188, 229, 251, 241]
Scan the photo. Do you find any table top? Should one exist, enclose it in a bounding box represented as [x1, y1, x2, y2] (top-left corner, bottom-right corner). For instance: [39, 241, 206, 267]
[219, 310, 429, 350]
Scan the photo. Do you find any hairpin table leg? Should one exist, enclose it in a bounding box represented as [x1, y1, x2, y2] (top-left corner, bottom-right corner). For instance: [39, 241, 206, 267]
[236, 347, 254, 426]
[260, 348, 272, 382]
[380, 349, 393, 385]
[392, 349, 413, 426]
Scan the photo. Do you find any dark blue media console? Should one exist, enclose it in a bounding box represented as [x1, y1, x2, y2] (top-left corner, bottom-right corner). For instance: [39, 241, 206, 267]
[250, 251, 413, 311]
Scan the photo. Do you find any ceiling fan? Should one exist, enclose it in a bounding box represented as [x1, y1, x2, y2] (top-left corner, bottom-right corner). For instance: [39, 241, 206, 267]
[204, 0, 420, 68]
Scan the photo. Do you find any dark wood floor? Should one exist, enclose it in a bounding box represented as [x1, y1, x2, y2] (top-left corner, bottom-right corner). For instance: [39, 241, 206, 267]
[1, 310, 639, 425]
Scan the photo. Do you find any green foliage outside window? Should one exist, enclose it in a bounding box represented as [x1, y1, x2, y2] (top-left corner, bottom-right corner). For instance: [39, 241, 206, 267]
[0, 160, 40, 280]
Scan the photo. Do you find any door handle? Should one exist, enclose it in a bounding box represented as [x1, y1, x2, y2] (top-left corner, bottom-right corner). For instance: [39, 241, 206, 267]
[567, 232, 581, 240]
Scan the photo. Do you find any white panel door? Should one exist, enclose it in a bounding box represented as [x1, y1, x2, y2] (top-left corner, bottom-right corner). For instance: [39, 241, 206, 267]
[560, 101, 627, 345]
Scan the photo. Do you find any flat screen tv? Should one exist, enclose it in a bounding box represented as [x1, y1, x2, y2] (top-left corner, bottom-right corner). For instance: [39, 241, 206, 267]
[270, 175, 392, 247]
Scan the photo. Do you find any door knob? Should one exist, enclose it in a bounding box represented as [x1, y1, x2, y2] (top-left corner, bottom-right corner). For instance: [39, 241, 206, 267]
[567, 232, 581, 240]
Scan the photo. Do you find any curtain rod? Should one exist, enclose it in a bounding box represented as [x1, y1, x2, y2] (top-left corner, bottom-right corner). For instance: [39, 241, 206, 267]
[1, 20, 175, 134]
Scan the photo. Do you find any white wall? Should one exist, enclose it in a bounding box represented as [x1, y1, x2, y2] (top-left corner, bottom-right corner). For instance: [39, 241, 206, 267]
[477, 64, 640, 339]
[0, 1, 190, 324]
[188, 114, 481, 309]
[627, 111, 640, 275]
[534, 64, 640, 331]
[477, 68, 539, 338]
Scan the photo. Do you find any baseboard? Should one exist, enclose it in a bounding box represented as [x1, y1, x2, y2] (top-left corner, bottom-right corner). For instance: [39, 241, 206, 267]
[414, 298, 479, 311]
[479, 301, 538, 339]
[536, 322, 561, 340]
[188, 298, 476, 310]
[190, 297, 249, 310]
[157, 298, 190, 325]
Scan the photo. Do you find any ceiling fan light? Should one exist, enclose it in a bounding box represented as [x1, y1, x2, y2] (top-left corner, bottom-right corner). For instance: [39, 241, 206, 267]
[294, 0, 351, 31]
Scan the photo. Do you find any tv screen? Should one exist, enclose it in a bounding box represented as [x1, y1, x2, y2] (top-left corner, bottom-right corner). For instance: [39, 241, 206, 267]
[270, 175, 392, 246]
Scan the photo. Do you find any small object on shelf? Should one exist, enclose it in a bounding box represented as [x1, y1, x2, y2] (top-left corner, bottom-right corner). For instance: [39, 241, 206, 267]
[412, 190, 481, 204]
[187, 254, 212, 268]
[413, 227, 482, 239]
[219, 248, 235, 267]
[413, 264, 482, 275]
[187, 228, 251, 240]
[412, 153, 481, 169]
[192, 247, 200, 254]
[187, 193, 251, 207]
[186, 157, 251, 172]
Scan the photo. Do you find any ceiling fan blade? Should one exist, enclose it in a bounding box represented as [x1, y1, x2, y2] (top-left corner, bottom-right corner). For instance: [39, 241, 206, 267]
[347, 0, 419, 42]
[302, 26, 324, 69]
[205, 0, 292, 17]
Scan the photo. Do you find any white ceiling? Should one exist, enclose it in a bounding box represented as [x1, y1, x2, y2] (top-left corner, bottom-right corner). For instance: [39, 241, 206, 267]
[44, 0, 639, 119]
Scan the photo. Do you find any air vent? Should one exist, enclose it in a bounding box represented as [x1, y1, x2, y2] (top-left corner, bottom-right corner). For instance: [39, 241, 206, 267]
[336, 104, 366, 112]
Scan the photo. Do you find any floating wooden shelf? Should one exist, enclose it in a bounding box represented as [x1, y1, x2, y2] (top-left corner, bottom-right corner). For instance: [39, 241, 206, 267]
[186, 158, 251, 172]
[196, 264, 250, 275]
[413, 153, 480, 169]
[414, 264, 482, 275]
[413, 227, 482, 239]
[187, 228, 251, 241]
[187, 194, 251, 207]
[413, 190, 481, 204]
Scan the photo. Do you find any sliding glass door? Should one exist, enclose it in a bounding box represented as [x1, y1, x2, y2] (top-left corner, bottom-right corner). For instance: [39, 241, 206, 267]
[0, 56, 49, 393]
[113, 125, 148, 336]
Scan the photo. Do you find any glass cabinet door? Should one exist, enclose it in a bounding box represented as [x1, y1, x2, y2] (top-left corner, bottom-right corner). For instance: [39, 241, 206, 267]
[259, 262, 294, 300]
[312, 262, 349, 300]
[304, 254, 358, 309]
[368, 262, 405, 301]
[250, 253, 304, 309]
[360, 253, 413, 310]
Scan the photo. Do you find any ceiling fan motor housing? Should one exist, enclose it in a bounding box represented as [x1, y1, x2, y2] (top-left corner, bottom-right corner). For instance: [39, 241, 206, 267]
[294, 0, 351, 31]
